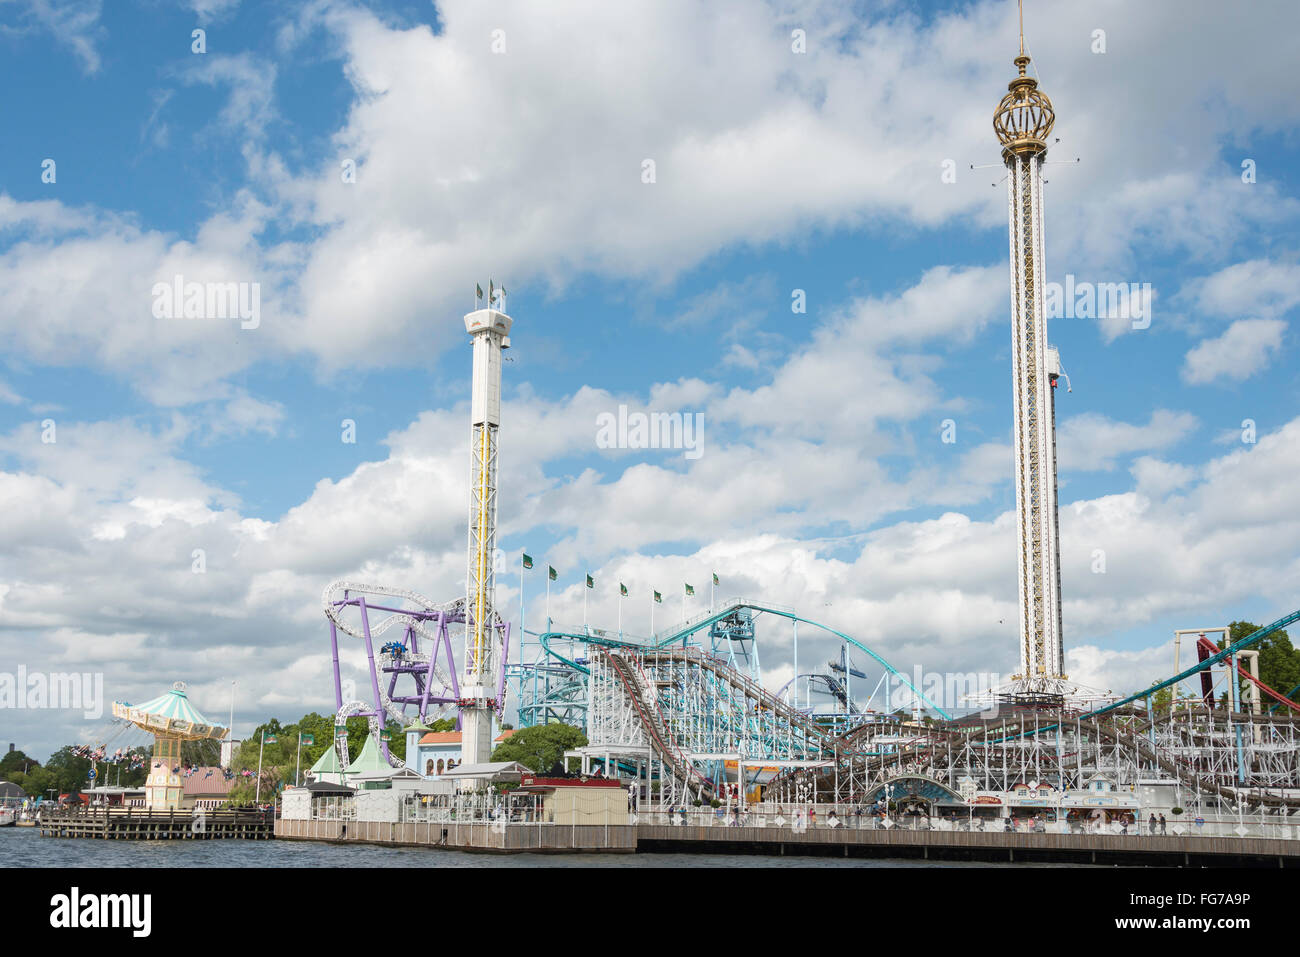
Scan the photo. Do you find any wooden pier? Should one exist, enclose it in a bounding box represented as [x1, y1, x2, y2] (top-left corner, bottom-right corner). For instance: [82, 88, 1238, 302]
[38, 806, 275, 840]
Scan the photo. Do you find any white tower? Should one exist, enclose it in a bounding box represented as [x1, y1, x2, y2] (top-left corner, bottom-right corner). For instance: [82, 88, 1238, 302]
[461, 291, 512, 765]
[994, 9, 1071, 701]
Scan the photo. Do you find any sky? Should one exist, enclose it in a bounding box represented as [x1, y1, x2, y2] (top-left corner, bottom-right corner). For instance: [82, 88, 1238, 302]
[1, 0, 1299, 758]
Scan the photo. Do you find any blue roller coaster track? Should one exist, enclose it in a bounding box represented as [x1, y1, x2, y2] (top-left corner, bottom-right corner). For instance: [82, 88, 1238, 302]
[520, 597, 952, 724]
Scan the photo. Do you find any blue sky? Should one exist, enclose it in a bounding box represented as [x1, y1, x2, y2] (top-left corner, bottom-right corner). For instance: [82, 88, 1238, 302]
[1, 0, 1299, 756]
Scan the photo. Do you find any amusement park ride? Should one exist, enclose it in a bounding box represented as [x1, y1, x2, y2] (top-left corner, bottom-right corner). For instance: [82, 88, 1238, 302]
[306, 6, 1300, 822]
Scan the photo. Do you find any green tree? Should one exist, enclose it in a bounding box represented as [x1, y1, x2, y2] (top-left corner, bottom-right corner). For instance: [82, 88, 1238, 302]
[1219, 621, 1300, 714]
[1148, 683, 1172, 713]
[490, 723, 587, 774]
[181, 738, 221, 767]
[12, 765, 55, 799]
[0, 749, 36, 777]
[230, 711, 415, 786]
[44, 746, 94, 793]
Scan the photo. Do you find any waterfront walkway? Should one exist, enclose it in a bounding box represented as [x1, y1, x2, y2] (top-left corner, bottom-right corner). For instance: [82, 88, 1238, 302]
[275, 817, 636, 853]
[273, 814, 1300, 864]
[635, 822, 1300, 866]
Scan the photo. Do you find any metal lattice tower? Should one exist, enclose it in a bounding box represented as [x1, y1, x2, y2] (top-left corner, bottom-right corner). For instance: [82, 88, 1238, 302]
[461, 296, 513, 765]
[994, 12, 1069, 699]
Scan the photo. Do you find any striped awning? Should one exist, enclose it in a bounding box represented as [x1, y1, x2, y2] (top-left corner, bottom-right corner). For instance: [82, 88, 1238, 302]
[112, 683, 227, 740]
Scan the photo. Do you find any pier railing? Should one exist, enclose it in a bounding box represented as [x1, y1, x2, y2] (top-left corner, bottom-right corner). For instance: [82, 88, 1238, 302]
[640, 803, 1300, 841]
[37, 805, 275, 839]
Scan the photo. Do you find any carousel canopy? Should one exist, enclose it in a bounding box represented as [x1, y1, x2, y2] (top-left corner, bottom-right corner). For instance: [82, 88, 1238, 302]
[111, 682, 227, 740]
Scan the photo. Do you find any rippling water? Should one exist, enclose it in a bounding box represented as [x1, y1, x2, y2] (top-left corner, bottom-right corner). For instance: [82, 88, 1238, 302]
[3, 824, 1036, 868]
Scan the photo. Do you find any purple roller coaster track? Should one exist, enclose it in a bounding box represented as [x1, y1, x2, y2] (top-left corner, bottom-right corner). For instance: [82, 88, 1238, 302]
[322, 580, 511, 767]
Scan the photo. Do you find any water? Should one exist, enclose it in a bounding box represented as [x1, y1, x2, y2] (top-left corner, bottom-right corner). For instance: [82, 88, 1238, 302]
[2, 824, 1038, 868]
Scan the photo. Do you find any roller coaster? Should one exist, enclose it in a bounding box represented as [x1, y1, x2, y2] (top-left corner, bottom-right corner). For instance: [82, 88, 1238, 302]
[320, 573, 1300, 825]
[505, 602, 1300, 819]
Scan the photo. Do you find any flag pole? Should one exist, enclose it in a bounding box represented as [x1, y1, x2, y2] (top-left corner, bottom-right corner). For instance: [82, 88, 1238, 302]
[546, 572, 551, 632]
[618, 587, 622, 638]
[295, 733, 302, 788]
[583, 576, 588, 631]
[256, 731, 265, 804]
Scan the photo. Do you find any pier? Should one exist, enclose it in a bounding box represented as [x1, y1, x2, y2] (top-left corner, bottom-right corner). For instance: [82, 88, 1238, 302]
[38, 806, 274, 840]
[275, 817, 635, 853]
[635, 823, 1300, 867]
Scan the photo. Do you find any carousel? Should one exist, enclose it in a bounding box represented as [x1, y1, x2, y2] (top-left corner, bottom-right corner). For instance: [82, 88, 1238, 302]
[111, 682, 228, 810]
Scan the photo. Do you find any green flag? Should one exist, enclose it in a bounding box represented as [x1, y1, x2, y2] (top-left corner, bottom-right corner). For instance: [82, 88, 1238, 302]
[548, 565, 557, 582]
[476, 283, 484, 300]
[263, 732, 278, 745]
[653, 590, 662, 604]
[300, 732, 315, 746]
[522, 553, 533, 570]
[334, 725, 347, 737]
[620, 582, 627, 597]
[712, 572, 719, 586]
[685, 583, 695, 597]
[380, 728, 391, 743]
[586, 574, 594, 589]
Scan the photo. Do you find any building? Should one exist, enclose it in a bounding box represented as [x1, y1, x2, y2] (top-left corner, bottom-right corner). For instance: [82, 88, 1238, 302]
[219, 738, 241, 769]
[405, 728, 516, 779]
[513, 774, 629, 825]
[0, 781, 27, 804]
[182, 767, 236, 810]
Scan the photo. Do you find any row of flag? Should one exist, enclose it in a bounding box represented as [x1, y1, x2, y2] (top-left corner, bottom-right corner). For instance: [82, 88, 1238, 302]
[523, 552, 719, 601]
[263, 728, 398, 744]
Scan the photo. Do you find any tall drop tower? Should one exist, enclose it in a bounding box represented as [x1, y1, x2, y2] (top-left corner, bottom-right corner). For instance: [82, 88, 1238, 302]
[461, 290, 512, 765]
[994, 5, 1072, 702]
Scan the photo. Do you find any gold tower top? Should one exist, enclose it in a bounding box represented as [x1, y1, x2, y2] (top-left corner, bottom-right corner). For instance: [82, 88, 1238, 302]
[993, 3, 1054, 159]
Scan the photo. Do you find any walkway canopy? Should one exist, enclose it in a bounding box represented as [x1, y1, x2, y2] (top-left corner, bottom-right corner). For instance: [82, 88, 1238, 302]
[450, 761, 530, 783]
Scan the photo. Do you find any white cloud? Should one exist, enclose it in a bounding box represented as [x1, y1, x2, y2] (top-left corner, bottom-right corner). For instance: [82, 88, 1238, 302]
[179, 53, 278, 138]
[5, 0, 1300, 400]
[1182, 318, 1286, 385]
[1, 0, 104, 73]
[1058, 410, 1198, 471]
[210, 394, 286, 438]
[1188, 259, 1300, 322]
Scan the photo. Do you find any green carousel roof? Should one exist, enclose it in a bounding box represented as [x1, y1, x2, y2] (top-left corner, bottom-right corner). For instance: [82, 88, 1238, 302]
[343, 734, 390, 778]
[310, 744, 343, 775]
